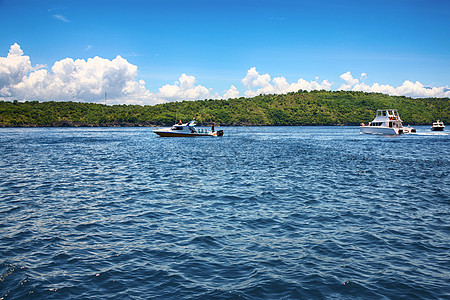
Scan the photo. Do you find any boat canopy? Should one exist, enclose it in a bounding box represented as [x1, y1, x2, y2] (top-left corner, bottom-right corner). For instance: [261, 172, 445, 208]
[376, 109, 399, 117]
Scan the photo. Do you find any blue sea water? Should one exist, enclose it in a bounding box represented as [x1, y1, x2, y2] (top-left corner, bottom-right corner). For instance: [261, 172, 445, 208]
[0, 126, 449, 299]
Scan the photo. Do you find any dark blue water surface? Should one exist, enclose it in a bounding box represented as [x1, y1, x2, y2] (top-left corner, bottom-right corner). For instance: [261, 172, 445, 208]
[1, 126, 449, 299]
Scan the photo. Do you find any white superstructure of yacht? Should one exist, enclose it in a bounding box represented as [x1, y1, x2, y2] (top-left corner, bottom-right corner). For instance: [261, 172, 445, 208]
[153, 119, 223, 137]
[431, 120, 445, 131]
[360, 109, 415, 135]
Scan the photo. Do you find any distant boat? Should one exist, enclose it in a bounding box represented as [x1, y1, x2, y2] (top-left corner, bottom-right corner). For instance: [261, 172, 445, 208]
[153, 119, 223, 137]
[431, 120, 445, 131]
[360, 109, 415, 135]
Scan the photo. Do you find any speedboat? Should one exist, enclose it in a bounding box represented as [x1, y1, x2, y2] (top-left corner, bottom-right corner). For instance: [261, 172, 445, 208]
[153, 119, 223, 137]
[360, 109, 416, 135]
[431, 120, 445, 131]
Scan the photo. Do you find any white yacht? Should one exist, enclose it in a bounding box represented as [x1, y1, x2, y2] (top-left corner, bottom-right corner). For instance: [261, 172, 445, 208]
[360, 109, 415, 135]
[153, 119, 223, 137]
[431, 120, 445, 131]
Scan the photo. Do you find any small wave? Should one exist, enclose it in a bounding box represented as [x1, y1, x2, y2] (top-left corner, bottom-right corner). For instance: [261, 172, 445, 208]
[1, 126, 448, 299]
[0, 262, 29, 298]
[189, 235, 222, 248]
[242, 217, 281, 230]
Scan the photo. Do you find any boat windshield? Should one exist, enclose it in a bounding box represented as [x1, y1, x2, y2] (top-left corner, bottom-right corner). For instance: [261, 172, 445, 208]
[377, 110, 387, 117]
[377, 110, 398, 117]
[388, 110, 398, 117]
[171, 126, 183, 130]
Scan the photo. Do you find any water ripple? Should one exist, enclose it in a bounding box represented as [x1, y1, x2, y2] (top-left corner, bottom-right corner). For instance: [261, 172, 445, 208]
[0, 126, 449, 299]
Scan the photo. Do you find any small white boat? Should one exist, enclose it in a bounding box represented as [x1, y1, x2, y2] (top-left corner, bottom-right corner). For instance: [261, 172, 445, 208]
[360, 109, 415, 135]
[431, 120, 445, 131]
[153, 119, 223, 137]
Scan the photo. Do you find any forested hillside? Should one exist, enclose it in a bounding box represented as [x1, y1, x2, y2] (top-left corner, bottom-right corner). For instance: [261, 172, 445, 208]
[0, 90, 448, 127]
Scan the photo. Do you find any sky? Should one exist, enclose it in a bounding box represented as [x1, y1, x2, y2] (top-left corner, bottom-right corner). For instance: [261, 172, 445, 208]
[0, 0, 449, 105]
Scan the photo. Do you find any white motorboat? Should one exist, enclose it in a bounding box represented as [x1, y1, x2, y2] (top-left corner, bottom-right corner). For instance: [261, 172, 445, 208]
[360, 109, 415, 135]
[431, 120, 445, 131]
[153, 119, 223, 137]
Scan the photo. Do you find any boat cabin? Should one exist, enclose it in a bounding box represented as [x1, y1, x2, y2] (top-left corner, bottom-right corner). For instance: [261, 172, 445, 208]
[376, 109, 400, 119]
[170, 124, 196, 133]
[153, 118, 223, 137]
[361, 109, 414, 134]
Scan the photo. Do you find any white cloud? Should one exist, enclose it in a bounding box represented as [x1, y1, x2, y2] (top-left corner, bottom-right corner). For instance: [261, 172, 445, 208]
[288, 78, 333, 92]
[340, 71, 450, 98]
[0, 43, 33, 93]
[0, 43, 157, 104]
[223, 85, 239, 99]
[157, 73, 211, 102]
[338, 71, 359, 90]
[241, 67, 259, 88]
[241, 68, 450, 98]
[242, 67, 333, 97]
[0, 44, 216, 104]
[1, 44, 449, 104]
[53, 14, 70, 23]
[14, 55, 142, 101]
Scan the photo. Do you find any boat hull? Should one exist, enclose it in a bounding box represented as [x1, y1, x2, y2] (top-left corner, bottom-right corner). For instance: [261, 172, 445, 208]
[360, 126, 401, 135]
[431, 127, 444, 131]
[153, 130, 223, 137]
[154, 131, 215, 137]
[152, 119, 223, 137]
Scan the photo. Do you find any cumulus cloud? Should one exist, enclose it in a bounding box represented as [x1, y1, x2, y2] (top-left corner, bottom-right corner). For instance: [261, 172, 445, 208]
[223, 85, 239, 99]
[1, 44, 449, 104]
[157, 74, 211, 102]
[242, 67, 332, 97]
[338, 71, 450, 98]
[1, 46, 151, 103]
[242, 68, 449, 98]
[0, 43, 217, 104]
[338, 71, 359, 90]
[0, 43, 157, 104]
[241, 67, 259, 88]
[0, 43, 33, 94]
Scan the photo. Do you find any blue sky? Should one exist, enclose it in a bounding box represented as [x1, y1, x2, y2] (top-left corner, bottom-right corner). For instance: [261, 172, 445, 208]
[0, 0, 449, 104]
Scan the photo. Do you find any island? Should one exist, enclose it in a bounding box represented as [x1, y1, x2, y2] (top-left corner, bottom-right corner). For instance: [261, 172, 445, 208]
[0, 90, 448, 127]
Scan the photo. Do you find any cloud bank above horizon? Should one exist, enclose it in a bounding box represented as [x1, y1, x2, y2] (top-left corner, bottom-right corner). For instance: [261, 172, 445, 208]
[1, 43, 449, 105]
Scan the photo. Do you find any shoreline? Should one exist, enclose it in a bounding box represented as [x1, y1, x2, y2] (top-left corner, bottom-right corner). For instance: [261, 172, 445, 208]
[0, 123, 429, 128]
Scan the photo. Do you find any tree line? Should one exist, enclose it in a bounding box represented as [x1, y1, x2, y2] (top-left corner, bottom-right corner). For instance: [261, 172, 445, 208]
[0, 90, 448, 127]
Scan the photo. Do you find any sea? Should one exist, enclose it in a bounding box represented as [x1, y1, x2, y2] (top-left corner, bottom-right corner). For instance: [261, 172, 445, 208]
[0, 126, 449, 299]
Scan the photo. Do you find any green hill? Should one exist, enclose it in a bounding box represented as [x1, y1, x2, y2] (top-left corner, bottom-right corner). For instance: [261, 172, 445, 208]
[0, 90, 448, 127]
